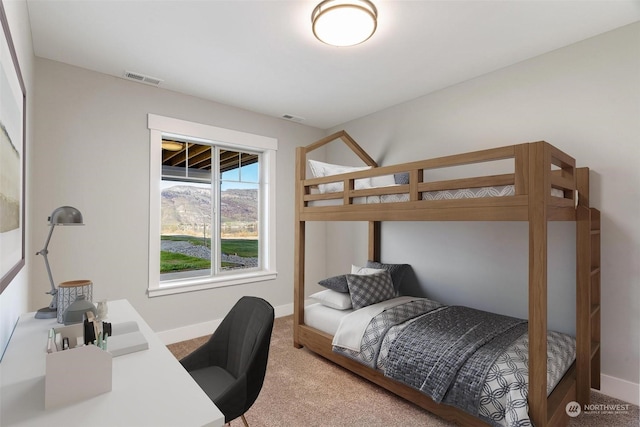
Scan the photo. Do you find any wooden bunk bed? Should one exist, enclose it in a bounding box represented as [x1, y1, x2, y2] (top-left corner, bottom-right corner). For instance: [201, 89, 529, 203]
[293, 130, 601, 427]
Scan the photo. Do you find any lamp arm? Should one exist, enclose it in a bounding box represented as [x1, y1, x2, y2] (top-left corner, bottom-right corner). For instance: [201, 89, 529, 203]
[36, 224, 58, 309]
[40, 222, 56, 252]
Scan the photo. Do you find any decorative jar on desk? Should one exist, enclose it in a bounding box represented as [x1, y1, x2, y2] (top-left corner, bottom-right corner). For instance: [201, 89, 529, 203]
[56, 279, 92, 323]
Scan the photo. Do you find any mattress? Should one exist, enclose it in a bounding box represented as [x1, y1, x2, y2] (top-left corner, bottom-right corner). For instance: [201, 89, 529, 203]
[309, 184, 565, 206]
[304, 302, 353, 336]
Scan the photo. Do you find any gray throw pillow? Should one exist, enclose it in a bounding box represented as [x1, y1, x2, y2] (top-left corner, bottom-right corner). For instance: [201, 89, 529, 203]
[346, 271, 396, 310]
[394, 172, 410, 185]
[318, 275, 349, 293]
[365, 261, 410, 293]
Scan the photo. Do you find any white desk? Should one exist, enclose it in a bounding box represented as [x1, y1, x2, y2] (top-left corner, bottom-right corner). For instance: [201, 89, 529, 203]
[0, 299, 224, 427]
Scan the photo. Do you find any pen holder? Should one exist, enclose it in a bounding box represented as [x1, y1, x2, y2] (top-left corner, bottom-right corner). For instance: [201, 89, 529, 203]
[45, 323, 112, 409]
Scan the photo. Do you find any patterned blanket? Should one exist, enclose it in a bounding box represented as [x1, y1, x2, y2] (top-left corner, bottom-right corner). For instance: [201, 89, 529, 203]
[384, 306, 528, 412]
[332, 298, 576, 427]
[333, 299, 444, 368]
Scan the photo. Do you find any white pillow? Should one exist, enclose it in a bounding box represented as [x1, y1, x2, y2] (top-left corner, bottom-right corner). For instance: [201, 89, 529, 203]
[370, 174, 396, 188]
[309, 289, 353, 310]
[308, 159, 372, 194]
[351, 265, 386, 275]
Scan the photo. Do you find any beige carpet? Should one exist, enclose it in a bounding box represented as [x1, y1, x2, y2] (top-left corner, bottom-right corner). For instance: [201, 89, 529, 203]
[168, 316, 638, 427]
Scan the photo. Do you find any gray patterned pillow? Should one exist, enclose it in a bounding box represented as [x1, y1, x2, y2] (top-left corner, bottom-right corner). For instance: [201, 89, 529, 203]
[394, 172, 410, 185]
[366, 261, 410, 293]
[318, 275, 349, 293]
[346, 271, 396, 310]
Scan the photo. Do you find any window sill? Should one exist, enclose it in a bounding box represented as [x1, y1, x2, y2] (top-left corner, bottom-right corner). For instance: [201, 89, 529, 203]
[148, 270, 277, 297]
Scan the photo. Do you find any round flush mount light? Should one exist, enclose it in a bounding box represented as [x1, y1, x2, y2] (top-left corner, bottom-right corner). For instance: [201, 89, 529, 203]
[311, 0, 378, 47]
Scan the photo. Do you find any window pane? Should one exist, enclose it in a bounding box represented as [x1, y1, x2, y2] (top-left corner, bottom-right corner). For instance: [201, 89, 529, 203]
[162, 142, 212, 183]
[220, 150, 259, 271]
[220, 150, 240, 182]
[240, 153, 259, 183]
[160, 140, 213, 281]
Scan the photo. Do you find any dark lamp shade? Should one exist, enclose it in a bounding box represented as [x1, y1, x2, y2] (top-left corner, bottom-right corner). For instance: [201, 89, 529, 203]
[49, 206, 84, 225]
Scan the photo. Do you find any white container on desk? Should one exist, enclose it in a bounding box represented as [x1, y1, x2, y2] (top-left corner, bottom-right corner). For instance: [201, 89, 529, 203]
[45, 341, 112, 409]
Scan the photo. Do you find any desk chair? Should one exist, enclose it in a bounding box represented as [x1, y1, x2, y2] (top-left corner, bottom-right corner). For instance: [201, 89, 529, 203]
[180, 297, 274, 426]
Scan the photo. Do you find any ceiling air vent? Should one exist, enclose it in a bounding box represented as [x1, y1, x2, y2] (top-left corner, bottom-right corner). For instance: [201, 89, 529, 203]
[123, 70, 163, 86]
[281, 114, 305, 123]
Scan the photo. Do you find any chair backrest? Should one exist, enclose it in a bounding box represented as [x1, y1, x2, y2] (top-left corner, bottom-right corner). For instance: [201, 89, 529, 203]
[222, 296, 274, 413]
[180, 296, 274, 423]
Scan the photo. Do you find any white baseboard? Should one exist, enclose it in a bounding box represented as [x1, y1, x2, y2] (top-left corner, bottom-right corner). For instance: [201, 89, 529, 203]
[157, 302, 294, 345]
[599, 374, 640, 406]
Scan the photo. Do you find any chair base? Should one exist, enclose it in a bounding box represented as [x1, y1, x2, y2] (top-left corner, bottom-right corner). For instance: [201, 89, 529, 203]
[226, 414, 249, 427]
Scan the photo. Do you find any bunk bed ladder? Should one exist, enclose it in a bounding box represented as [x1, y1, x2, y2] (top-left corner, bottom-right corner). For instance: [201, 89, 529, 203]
[576, 167, 601, 406]
[589, 208, 601, 391]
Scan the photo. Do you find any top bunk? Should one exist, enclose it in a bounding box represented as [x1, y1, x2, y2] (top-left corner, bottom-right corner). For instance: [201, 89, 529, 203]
[296, 131, 587, 222]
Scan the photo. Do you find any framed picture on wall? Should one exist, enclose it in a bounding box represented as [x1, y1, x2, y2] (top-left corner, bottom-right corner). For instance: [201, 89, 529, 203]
[0, 0, 26, 294]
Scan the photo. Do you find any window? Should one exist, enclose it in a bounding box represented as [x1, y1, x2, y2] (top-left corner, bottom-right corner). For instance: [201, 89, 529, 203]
[148, 115, 277, 297]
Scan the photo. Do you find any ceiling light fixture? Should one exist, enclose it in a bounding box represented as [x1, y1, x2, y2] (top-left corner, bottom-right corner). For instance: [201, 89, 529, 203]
[311, 0, 378, 47]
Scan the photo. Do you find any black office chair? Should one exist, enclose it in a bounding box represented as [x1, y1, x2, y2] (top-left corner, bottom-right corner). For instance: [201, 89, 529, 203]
[180, 296, 274, 426]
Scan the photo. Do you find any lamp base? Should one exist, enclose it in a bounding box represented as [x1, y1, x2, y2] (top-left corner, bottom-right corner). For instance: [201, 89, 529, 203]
[35, 307, 57, 319]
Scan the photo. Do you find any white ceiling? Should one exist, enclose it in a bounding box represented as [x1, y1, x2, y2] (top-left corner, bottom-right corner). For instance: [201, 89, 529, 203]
[26, 1, 640, 129]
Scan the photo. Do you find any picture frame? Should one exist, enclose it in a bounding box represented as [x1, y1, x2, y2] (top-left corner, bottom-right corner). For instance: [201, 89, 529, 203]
[0, 0, 26, 294]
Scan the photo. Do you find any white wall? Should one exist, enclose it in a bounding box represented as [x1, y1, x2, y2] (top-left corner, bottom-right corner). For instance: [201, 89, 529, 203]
[30, 57, 324, 336]
[5, 1, 638, 404]
[0, 0, 34, 359]
[324, 23, 639, 401]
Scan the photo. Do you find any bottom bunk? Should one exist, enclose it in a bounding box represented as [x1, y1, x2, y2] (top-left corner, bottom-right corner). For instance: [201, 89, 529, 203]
[298, 292, 579, 427]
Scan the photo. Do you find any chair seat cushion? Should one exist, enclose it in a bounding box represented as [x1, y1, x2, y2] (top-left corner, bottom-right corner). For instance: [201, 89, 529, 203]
[188, 366, 236, 401]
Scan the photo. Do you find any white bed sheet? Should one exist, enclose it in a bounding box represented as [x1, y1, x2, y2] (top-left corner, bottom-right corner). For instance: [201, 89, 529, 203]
[304, 303, 353, 336]
[332, 296, 420, 351]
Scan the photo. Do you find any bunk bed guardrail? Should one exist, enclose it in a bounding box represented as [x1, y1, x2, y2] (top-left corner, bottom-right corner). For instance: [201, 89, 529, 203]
[298, 135, 578, 223]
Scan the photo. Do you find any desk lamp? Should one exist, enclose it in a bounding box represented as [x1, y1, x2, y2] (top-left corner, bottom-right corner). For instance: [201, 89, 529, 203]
[35, 206, 84, 319]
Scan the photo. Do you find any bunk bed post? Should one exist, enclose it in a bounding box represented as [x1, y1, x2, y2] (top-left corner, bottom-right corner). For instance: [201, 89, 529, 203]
[576, 167, 590, 405]
[528, 142, 549, 426]
[409, 169, 424, 201]
[576, 204, 591, 405]
[576, 167, 601, 405]
[368, 221, 381, 262]
[294, 146, 307, 348]
[514, 144, 529, 195]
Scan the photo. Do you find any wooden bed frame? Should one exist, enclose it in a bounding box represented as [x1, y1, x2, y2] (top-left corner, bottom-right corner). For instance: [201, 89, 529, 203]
[293, 131, 601, 426]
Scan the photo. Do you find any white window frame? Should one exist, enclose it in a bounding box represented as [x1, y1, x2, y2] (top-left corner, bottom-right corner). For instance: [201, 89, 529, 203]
[147, 114, 277, 297]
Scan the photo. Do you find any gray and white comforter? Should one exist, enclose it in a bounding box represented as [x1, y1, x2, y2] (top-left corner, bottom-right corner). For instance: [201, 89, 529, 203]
[332, 297, 575, 427]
